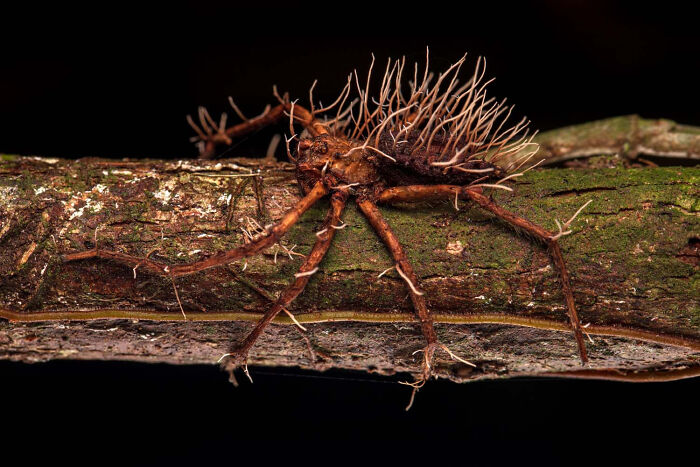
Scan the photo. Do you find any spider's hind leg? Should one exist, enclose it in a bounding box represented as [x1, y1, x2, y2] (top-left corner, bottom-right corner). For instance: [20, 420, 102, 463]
[377, 184, 589, 364]
[461, 188, 589, 363]
[219, 189, 348, 379]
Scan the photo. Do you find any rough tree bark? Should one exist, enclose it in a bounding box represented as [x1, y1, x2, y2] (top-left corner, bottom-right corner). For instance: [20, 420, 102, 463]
[1, 116, 698, 383]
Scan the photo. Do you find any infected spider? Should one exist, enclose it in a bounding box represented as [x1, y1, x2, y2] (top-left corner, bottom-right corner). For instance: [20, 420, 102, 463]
[64, 50, 590, 390]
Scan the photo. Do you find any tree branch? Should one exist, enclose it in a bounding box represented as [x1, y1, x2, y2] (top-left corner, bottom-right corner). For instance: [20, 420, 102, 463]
[0, 148, 698, 382]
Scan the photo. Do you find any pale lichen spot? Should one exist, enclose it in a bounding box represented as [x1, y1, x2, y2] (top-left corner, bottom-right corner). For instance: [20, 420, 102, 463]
[218, 193, 233, 204]
[154, 188, 172, 203]
[68, 198, 104, 220]
[93, 184, 108, 194]
[446, 240, 464, 256]
[154, 178, 179, 203]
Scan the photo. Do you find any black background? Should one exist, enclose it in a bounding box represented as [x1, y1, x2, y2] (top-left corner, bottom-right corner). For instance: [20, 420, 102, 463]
[1, 1, 697, 465]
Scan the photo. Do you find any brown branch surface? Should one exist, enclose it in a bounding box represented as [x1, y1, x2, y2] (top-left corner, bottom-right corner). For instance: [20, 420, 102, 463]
[0, 154, 698, 383]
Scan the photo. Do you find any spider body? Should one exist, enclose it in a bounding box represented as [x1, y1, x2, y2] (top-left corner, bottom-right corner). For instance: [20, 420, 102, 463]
[295, 134, 381, 194]
[64, 51, 591, 399]
[375, 130, 507, 186]
[295, 131, 506, 199]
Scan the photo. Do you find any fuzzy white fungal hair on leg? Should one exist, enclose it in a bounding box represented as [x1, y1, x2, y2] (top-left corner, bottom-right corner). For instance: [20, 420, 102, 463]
[240, 363, 253, 383]
[217, 353, 232, 364]
[332, 183, 360, 190]
[439, 344, 476, 367]
[467, 183, 514, 192]
[294, 267, 319, 278]
[170, 276, 187, 320]
[395, 264, 424, 296]
[550, 199, 593, 241]
[283, 308, 307, 331]
[377, 266, 394, 278]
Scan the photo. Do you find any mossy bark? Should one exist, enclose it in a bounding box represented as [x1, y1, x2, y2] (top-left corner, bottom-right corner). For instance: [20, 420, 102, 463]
[0, 154, 698, 383]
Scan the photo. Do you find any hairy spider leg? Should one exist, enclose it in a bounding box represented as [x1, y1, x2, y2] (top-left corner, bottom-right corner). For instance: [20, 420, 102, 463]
[190, 102, 328, 159]
[220, 190, 348, 375]
[377, 184, 589, 363]
[356, 199, 439, 383]
[227, 265, 327, 365]
[62, 181, 329, 279]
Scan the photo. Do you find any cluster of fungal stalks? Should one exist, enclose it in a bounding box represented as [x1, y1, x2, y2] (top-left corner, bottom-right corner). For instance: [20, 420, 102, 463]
[316, 51, 538, 175]
[189, 50, 538, 178]
[67, 50, 591, 407]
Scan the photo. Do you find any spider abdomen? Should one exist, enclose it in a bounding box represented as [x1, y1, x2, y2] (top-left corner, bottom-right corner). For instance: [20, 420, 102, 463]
[375, 130, 505, 186]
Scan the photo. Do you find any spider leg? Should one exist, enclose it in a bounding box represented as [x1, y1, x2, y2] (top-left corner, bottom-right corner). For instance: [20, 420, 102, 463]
[190, 101, 328, 159]
[377, 184, 589, 363]
[226, 265, 329, 366]
[62, 181, 329, 280]
[220, 189, 348, 376]
[356, 199, 439, 383]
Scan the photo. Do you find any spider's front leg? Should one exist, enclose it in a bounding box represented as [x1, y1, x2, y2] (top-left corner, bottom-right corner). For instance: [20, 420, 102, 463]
[63, 181, 328, 281]
[220, 189, 349, 378]
[377, 185, 589, 363]
[187, 100, 328, 159]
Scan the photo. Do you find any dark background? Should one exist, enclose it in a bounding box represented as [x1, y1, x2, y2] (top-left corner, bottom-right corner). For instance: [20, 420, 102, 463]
[1, 1, 697, 465]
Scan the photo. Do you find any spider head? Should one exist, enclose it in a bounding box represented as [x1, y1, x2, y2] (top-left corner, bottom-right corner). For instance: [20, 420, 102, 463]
[295, 134, 381, 189]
